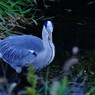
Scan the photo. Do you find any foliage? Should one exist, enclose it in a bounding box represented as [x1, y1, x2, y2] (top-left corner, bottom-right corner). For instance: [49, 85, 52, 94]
[0, 0, 39, 38]
[0, 0, 37, 23]
[86, 87, 95, 95]
[25, 64, 39, 95]
[75, 51, 95, 88]
[24, 65, 70, 95]
[50, 77, 69, 95]
[1, 51, 95, 95]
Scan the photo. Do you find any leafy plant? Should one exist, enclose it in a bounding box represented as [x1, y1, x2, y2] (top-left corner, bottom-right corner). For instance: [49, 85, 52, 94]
[50, 77, 69, 95]
[25, 64, 39, 95]
[0, 0, 37, 24]
[86, 87, 95, 95]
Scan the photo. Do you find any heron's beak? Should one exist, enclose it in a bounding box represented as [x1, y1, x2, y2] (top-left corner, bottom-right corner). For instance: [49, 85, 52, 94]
[49, 33, 53, 41]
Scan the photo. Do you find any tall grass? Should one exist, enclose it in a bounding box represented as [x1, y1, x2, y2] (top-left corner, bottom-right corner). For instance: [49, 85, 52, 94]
[0, 0, 37, 24]
[0, 0, 38, 37]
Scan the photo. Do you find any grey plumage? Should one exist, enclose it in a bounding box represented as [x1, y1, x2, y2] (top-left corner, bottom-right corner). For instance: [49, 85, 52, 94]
[0, 21, 55, 73]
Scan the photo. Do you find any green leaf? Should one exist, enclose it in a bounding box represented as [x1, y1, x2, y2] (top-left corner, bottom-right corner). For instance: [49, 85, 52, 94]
[86, 87, 95, 95]
[22, 8, 31, 14]
[0, 14, 5, 23]
[11, 1, 20, 7]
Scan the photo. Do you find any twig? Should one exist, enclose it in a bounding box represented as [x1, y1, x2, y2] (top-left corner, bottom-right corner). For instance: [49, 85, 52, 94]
[9, 31, 24, 35]
[28, 16, 45, 25]
[0, 27, 24, 35]
[7, 24, 26, 30]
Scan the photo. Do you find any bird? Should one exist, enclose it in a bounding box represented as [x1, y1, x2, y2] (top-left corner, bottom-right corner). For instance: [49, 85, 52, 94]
[0, 21, 55, 73]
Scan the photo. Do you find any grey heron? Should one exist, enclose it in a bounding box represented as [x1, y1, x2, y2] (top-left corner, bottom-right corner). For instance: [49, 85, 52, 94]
[0, 21, 55, 73]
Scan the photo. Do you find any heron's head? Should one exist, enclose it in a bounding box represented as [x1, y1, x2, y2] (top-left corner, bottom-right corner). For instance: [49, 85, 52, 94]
[44, 21, 54, 41]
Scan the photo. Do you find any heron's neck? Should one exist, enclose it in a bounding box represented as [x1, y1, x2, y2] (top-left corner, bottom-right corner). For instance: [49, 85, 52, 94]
[33, 27, 55, 70]
[42, 28, 55, 63]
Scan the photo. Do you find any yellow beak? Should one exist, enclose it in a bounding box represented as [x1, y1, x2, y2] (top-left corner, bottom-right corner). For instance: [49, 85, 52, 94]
[49, 33, 53, 41]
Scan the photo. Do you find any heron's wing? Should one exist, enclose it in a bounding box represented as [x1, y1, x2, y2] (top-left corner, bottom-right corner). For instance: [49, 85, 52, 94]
[0, 40, 36, 68]
[3, 35, 44, 53]
[0, 35, 44, 72]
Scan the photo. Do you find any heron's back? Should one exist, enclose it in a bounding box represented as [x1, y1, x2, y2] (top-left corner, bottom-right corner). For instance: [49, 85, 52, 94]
[1, 35, 44, 52]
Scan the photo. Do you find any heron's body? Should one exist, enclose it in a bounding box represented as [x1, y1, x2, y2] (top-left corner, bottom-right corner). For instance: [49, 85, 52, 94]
[0, 21, 55, 73]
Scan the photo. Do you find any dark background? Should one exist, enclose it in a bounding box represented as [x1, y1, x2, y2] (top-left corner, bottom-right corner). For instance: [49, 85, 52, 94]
[24, 0, 95, 66]
[25, 0, 95, 51]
